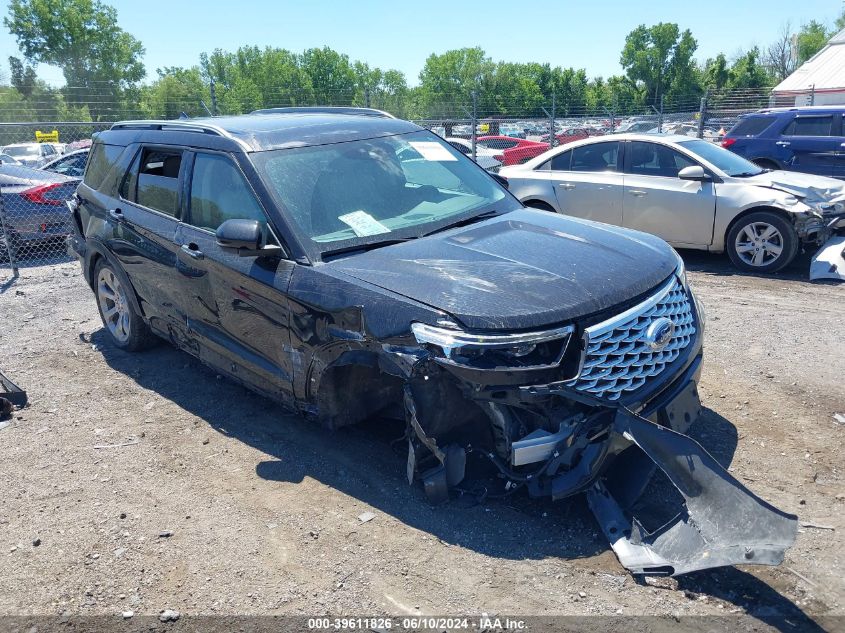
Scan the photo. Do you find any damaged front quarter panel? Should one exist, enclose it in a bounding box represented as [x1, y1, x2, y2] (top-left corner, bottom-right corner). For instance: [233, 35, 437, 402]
[291, 257, 797, 579]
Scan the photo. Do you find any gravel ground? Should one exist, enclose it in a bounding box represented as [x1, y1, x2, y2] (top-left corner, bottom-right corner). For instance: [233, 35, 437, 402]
[0, 251, 842, 629]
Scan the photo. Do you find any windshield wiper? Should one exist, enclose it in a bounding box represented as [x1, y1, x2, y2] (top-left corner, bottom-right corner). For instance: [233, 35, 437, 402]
[732, 171, 762, 178]
[321, 238, 414, 260]
[422, 210, 500, 237]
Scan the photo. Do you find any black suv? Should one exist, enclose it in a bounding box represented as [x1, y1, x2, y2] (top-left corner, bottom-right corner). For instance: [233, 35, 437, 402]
[68, 108, 795, 576]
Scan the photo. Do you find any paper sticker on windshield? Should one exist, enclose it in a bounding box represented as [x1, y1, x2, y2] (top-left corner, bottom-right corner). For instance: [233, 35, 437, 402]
[409, 141, 458, 162]
[338, 210, 390, 237]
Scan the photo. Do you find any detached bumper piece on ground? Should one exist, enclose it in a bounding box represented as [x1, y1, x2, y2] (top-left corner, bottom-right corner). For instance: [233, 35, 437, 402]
[587, 411, 797, 576]
[0, 369, 27, 421]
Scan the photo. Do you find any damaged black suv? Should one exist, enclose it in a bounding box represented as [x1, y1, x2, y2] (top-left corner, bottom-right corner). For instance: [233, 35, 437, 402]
[68, 107, 796, 577]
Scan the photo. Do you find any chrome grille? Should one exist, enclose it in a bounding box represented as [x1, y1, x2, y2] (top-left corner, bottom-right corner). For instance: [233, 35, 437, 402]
[573, 276, 696, 400]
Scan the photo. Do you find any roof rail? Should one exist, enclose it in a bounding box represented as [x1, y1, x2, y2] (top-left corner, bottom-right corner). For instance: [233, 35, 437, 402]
[249, 106, 396, 119]
[109, 119, 232, 137]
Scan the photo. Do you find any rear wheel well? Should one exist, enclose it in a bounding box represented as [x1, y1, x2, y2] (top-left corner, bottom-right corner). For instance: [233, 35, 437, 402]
[751, 158, 780, 170]
[86, 252, 102, 288]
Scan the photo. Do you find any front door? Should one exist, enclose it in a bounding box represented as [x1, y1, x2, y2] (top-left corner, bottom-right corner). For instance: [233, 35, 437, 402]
[174, 150, 295, 403]
[551, 140, 623, 226]
[622, 141, 716, 247]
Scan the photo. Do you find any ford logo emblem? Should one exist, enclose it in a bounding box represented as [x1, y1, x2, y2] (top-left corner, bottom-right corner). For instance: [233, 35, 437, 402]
[644, 317, 675, 351]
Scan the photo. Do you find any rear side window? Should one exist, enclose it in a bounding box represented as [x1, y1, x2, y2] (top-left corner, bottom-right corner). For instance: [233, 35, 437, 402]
[121, 148, 183, 217]
[783, 116, 833, 137]
[549, 150, 572, 171]
[83, 142, 124, 189]
[729, 116, 777, 137]
[571, 142, 619, 172]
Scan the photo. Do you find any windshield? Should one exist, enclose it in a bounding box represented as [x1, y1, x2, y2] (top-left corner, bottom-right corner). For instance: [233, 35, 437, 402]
[4, 146, 37, 157]
[677, 139, 763, 177]
[252, 130, 514, 259]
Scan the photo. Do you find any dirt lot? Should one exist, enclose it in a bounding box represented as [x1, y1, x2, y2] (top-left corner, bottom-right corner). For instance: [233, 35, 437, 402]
[0, 251, 843, 628]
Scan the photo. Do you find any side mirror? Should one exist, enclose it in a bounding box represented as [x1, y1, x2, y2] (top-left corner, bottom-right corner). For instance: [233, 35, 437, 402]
[491, 173, 509, 189]
[678, 165, 711, 181]
[217, 219, 285, 258]
[216, 219, 262, 251]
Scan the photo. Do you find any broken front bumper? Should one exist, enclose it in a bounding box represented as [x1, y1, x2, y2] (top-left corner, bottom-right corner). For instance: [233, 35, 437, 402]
[588, 410, 798, 576]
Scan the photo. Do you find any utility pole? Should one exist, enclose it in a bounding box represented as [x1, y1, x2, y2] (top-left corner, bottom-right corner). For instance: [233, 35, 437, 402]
[209, 79, 218, 116]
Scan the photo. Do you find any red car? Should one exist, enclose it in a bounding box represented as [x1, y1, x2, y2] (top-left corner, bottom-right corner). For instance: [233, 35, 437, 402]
[476, 135, 549, 166]
[540, 127, 604, 146]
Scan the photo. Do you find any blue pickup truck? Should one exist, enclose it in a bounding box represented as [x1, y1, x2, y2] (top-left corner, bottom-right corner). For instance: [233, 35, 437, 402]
[722, 106, 845, 180]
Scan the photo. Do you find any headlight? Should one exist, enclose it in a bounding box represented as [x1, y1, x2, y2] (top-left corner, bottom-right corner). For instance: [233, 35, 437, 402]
[410, 322, 574, 370]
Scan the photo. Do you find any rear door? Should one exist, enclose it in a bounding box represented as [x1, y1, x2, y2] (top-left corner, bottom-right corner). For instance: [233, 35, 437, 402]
[621, 140, 716, 247]
[779, 114, 839, 177]
[174, 150, 295, 402]
[551, 141, 623, 226]
[109, 145, 188, 332]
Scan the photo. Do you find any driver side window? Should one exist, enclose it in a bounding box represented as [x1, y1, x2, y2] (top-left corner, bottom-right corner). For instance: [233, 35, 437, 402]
[628, 142, 696, 177]
[188, 153, 268, 232]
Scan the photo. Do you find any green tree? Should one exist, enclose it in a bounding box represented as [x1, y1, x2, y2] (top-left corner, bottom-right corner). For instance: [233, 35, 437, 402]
[620, 23, 701, 107]
[835, 9, 845, 31]
[702, 54, 729, 90]
[4, 0, 145, 118]
[726, 48, 773, 91]
[417, 47, 495, 117]
[796, 20, 830, 63]
[300, 47, 357, 105]
[8, 56, 37, 98]
[139, 67, 208, 119]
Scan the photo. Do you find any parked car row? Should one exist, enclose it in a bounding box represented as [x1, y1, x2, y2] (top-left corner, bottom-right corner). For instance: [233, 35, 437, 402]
[0, 142, 91, 262]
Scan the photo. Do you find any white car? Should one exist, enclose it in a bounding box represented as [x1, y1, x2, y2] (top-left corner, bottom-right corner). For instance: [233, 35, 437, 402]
[41, 148, 89, 178]
[500, 134, 845, 272]
[445, 137, 503, 172]
[1, 142, 59, 168]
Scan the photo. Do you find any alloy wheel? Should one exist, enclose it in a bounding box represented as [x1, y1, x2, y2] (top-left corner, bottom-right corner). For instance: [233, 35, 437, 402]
[97, 267, 131, 343]
[734, 222, 784, 268]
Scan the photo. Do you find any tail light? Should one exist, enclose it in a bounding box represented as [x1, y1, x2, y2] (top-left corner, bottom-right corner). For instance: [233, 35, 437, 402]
[494, 153, 505, 162]
[721, 137, 736, 149]
[21, 182, 65, 205]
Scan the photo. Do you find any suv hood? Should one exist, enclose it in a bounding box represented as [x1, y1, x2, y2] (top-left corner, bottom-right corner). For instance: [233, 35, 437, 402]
[328, 209, 677, 330]
[744, 170, 845, 206]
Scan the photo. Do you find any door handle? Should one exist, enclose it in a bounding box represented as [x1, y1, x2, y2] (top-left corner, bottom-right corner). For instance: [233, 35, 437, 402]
[108, 208, 124, 222]
[840, 142, 845, 148]
[180, 243, 204, 260]
[775, 141, 791, 147]
[628, 189, 648, 197]
[558, 183, 576, 190]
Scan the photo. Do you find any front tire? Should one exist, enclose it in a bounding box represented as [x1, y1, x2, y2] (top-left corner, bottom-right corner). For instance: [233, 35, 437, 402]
[726, 211, 798, 273]
[94, 260, 156, 351]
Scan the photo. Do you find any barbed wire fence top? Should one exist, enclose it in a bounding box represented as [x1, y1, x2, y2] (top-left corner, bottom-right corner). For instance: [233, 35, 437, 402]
[0, 85, 778, 278]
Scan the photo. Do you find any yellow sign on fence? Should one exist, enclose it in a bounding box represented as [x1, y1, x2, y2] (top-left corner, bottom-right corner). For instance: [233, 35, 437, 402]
[35, 130, 59, 143]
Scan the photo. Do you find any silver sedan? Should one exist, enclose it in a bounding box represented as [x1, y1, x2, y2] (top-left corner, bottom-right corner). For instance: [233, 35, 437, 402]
[500, 134, 845, 272]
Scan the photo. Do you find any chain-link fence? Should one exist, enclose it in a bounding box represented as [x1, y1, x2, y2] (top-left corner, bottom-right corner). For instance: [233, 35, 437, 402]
[0, 87, 778, 277]
[1, 122, 110, 277]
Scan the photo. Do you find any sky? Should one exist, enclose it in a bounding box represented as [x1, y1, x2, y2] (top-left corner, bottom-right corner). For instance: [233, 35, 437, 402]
[0, 0, 842, 87]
